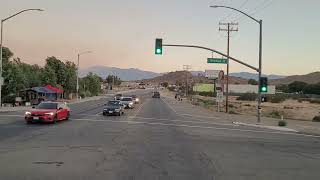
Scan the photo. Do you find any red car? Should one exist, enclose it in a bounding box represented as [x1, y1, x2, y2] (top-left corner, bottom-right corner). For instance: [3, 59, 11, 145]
[25, 102, 70, 124]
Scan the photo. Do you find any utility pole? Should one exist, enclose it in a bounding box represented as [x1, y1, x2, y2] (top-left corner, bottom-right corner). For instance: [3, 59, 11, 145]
[219, 22, 238, 113]
[183, 65, 192, 97]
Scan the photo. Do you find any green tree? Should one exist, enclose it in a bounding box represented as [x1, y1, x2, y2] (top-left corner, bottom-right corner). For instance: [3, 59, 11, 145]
[288, 81, 308, 93]
[41, 66, 57, 86]
[106, 75, 122, 86]
[64, 61, 77, 95]
[303, 83, 320, 95]
[80, 72, 102, 97]
[248, 79, 258, 85]
[44, 56, 66, 85]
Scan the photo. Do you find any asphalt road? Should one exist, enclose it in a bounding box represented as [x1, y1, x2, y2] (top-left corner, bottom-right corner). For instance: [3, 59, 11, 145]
[0, 89, 320, 180]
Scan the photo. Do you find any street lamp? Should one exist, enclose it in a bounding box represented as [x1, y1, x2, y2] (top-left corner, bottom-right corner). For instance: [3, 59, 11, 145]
[0, 8, 44, 107]
[76, 51, 92, 100]
[210, 5, 263, 123]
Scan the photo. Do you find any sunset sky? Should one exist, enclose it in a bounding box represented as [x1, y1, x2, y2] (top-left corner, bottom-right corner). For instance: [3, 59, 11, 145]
[1, 0, 319, 75]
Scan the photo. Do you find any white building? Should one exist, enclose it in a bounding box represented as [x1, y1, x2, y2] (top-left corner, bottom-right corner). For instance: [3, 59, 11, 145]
[226, 84, 276, 94]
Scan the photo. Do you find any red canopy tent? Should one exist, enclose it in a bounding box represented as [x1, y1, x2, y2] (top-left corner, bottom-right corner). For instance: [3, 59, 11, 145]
[45, 85, 63, 94]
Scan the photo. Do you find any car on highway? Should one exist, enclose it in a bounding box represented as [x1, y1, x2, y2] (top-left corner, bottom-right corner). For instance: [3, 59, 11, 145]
[103, 100, 124, 116]
[114, 94, 123, 100]
[120, 97, 135, 109]
[131, 95, 140, 104]
[152, 91, 160, 98]
[25, 101, 70, 124]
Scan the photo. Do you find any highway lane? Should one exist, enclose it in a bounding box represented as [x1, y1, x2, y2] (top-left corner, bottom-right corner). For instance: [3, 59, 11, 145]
[0, 89, 320, 180]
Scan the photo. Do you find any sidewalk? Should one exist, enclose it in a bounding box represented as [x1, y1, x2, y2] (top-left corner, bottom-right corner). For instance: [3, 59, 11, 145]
[161, 90, 320, 135]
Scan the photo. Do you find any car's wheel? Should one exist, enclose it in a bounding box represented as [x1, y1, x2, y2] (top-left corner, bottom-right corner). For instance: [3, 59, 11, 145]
[118, 112, 121, 116]
[66, 112, 70, 120]
[103, 112, 106, 116]
[53, 115, 58, 124]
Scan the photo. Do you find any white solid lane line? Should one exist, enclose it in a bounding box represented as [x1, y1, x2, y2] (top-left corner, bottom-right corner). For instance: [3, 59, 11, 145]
[131, 116, 236, 126]
[0, 114, 24, 117]
[70, 117, 320, 138]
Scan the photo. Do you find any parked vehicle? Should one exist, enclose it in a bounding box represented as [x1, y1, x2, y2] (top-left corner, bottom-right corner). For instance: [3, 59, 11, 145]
[103, 100, 124, 116]
[25, 102, 70, 124]
[120, 97, 135, 109]
[152, 91, 160, 98]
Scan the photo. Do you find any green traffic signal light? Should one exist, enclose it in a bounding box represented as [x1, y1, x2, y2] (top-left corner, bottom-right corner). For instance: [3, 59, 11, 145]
[156, 48, 162, 54]
[155, 38, 162, 55]
[260, 77, 268, 93]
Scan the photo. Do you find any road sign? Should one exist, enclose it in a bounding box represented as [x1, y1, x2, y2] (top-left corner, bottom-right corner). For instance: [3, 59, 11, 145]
[205, 70, 223, 79]
[207, 58, 228, 64]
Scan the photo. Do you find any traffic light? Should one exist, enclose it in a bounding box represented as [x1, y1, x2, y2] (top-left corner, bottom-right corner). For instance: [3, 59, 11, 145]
[259, 77, 268, 93]
[155, 38, 162, 55]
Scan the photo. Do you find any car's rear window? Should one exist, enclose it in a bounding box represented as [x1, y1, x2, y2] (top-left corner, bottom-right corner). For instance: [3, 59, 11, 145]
[37, 103, 58, 109]
[108, 101, 120, 106]
[122, 98, 132, 101]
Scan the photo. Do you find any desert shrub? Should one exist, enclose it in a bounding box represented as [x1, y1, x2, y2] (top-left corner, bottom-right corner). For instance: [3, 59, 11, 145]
[312, 116, 320, 122]
[269, 94, 287, 103]
[244, 104, 251, 106]
[228, 104, 235, 108]
[283, 106, 294, 109]
[167, 86, 175, 91]
[309, 99, 320, 104]
[269, 110, 281, 118]
[198, 92, 215, 97]
[236, 93, 257, 101]
[278, 120, 287, 126]
[297, 99, 303, 103]
[229, 110, 238, 114]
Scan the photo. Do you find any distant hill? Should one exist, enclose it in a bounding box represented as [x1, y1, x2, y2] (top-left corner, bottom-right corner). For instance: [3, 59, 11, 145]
[270, 72, 320, 85]
[229, 72, 286, 80]
[79, 66, 160, 81]
[143, 71, 249, 85]
[191, 71, 285, 80]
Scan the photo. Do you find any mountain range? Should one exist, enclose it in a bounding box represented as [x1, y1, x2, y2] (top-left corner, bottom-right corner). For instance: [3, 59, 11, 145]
[80, 66, 318, 85]
[79, 66, 159, 81]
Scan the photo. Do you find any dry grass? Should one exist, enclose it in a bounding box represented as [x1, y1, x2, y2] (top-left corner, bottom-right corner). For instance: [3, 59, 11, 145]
[230, 97, 320, 121]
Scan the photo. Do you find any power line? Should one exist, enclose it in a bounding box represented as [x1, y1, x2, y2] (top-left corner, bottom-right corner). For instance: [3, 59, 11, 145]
[219, 0, 250, 22]
[232, 0, 274, 23]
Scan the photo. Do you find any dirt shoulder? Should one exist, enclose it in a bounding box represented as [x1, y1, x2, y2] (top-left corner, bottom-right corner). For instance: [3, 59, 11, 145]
[162, 90, 320, 135]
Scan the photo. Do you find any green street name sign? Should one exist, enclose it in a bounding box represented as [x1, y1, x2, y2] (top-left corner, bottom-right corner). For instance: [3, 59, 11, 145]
[207, 58, 228, 64]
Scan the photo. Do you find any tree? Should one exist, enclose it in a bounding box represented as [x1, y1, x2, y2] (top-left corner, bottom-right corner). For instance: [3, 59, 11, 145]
[64, 61, 77, 95]
[303, 83, 320, 95]
[288, 81, 308, 93]
[80, 72, 102, 97]
[248, 79, 258, 85]
[44, 56, 66, 86]
[106, 75, 122, 86]
[41, 66, 57, 86]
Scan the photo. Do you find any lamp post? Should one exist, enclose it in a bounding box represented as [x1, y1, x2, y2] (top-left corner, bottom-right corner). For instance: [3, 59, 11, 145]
[0, 9, 43, 107]
[210, 5, 263, 123]
[76, 51, 92, 100]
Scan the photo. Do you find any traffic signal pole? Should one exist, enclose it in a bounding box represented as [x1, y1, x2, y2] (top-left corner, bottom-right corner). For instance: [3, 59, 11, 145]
[162, 44, 259, 72]
[257, 20, 263, 124]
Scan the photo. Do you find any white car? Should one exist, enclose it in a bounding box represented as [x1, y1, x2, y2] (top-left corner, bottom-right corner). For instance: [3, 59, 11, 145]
[120, 97, 135, 109]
